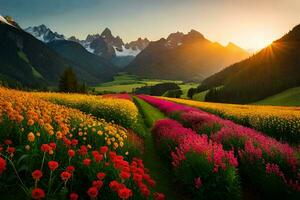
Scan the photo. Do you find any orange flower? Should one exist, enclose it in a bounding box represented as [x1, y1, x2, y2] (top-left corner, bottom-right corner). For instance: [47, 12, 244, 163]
[27, 132, 35, 142]
[27, 119, 35, 126]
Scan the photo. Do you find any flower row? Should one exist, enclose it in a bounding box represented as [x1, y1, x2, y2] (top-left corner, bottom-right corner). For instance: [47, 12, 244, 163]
[161, 97, 300, 144]
[152, 119, 241, 200]
[34, 91, 138, 128]
[139, 95, 300, 199]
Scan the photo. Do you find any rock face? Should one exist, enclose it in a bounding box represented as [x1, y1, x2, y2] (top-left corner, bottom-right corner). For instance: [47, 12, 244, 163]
[68, 28, 150, 65]
[25, 25, 65, 43]
[124, 30, 250, 81]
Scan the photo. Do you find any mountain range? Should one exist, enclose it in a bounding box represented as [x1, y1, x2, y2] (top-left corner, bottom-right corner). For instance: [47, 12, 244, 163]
[198, 24, 300, 103]
[0, 15, 116, 88]
[124, 30, 250, 81]
[27, 25, 149, 68]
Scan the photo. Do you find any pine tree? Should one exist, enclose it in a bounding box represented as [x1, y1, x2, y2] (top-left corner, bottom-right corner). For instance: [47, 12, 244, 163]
[58, 67, 78, 93]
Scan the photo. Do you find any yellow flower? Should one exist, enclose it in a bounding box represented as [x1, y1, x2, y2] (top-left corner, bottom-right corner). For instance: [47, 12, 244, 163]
[97, 130, 103, 136]
[27, 132, 35, 142]
[36, 132, 41, 137]
[56, 131, 63, 139]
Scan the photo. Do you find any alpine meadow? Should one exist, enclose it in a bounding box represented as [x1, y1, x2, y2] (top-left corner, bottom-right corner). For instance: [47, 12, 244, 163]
[0, 0, 299, 200]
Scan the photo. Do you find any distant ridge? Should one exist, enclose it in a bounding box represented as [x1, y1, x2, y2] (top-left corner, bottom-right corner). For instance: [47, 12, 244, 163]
[124, 30, 249, 81]
[199, 23, 300, 103]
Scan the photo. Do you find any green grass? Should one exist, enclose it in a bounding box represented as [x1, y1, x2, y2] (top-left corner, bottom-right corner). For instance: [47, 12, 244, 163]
[133, 97, 181, 200]
[134, 97, 165, 127]
[179, 83, 199, 98]
[192, 90, 209, 101]
[94, 73, 196, 93]
[18, 51, 43, 79]
[254, 86, 300, 106]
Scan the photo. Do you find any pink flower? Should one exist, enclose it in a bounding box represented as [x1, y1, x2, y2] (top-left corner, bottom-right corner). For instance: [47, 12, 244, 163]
[194, 177, 202, 189]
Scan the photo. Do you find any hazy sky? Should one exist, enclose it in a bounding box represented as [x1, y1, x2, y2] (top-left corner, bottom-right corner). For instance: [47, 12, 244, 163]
[1, 0, 300, 50]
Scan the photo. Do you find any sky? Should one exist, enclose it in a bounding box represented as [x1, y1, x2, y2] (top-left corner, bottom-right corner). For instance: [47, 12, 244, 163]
[0, 0, 300, 50]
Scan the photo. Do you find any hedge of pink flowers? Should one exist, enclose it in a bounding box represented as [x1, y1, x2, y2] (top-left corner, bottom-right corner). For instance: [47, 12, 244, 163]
[152, 119, 241, 200]
[139, 95, 300, 199]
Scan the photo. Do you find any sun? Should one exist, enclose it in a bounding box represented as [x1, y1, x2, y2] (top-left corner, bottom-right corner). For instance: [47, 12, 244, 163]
[248, 36, 274, 51]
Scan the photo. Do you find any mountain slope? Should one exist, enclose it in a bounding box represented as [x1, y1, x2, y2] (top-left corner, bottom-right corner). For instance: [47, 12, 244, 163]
[200, 24, 300, 103]
[254, 86, 300, 106]
[0, 21, 114, 88]
[124, 30, 250, 81]
[47, 40, 117, 83]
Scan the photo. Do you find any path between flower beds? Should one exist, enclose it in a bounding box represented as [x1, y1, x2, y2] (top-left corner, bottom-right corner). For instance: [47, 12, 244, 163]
[133, 97, 182, 200]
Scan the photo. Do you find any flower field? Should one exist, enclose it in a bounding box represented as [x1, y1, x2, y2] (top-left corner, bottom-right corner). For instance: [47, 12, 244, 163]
[139, 95, 300, 199]
[0, 88, 164, 199]
[0, 87, 299, 199]
[34, 92, 138, 128]
[161, 97, 300, 144]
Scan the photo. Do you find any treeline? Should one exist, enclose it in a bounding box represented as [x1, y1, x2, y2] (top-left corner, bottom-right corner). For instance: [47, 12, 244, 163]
[134, 82, 182, 97]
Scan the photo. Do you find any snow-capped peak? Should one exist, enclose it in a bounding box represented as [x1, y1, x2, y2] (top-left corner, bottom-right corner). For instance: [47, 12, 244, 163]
[25, 25, 65, 43]
[114, 45, 141, 57]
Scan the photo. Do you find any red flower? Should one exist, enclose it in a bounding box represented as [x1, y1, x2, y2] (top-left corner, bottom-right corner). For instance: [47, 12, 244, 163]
[92, 180, 103, 189]
[83, 158, 92, 166]
[49, 142, 56, 149]
[148, 179, 156, 187]
[92, 151, 103, 163]
[97, 172, 106, 180]
[87, 186, 98, 199]
[194, 177, 202, 189]
[66, 165, 75, 173]
[133, 173, 143, 183]
[48, 161, 59, 171]
[0, 157, 6, 175]
[141, 187, 150, 197]
[32, 170, 43, 181]
[4, 140, 12, 145]
[68, 150, 75, 157]
[109, 180, 120, 192]
[71, 139, 78, 146]
[70, 192, 78, 200]
[61, 171, 72, 181]
[100, 146, 108, 154]
[7, 147, 15, 155]
[78, 145, 87, 156]
[118, 188, 132, 200]
[31, 188, 45, 199]
[154, 192, 165, 200]
[120, 171, 131, 180]
[41, 144, 51, 153]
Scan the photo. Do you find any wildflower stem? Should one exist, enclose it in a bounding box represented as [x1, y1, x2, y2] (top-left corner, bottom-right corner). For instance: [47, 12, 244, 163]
[0, 153, 28, 193]
[47, 171, 53, 197]
[40, 152, 46, 171]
